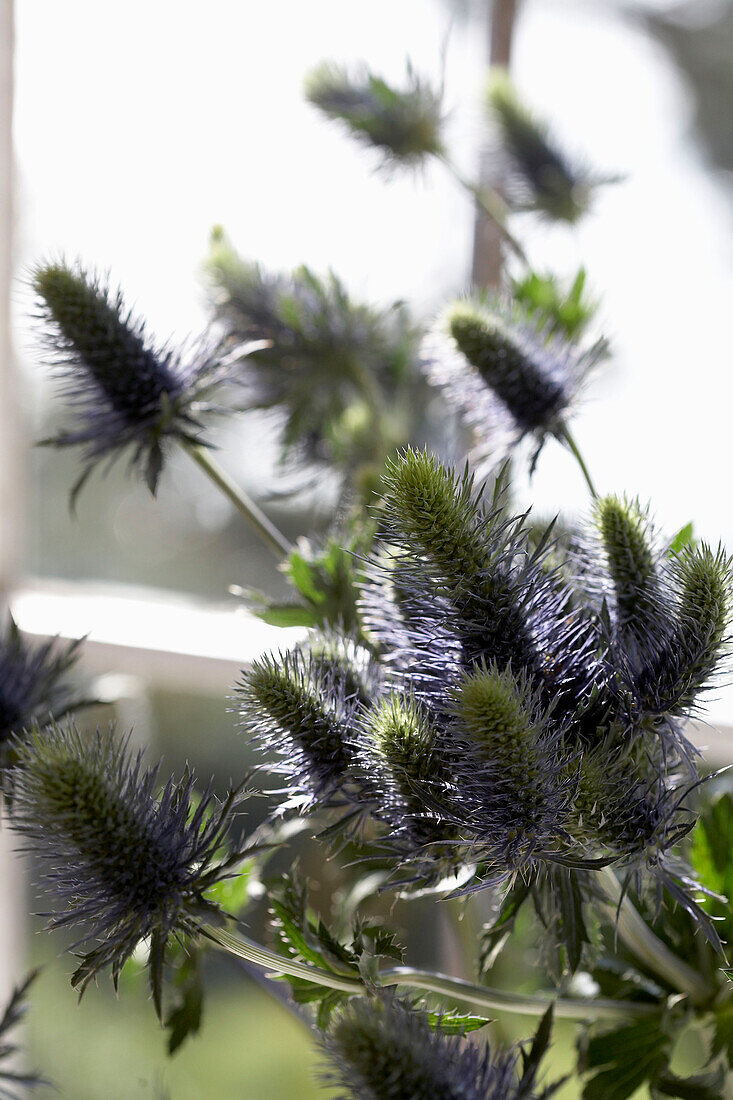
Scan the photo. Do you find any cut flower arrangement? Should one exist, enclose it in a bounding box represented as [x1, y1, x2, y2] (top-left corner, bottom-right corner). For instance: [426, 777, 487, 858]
[2, 49, 733, 1100]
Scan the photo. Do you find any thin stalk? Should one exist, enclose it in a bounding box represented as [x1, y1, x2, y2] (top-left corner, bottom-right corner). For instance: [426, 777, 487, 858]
[439, 153, 528, 266]
[183, 442, 293, 560]
[203, 924, 656, 1022]
[599, 868, 713, 1006]
[560, 425, 597, 500]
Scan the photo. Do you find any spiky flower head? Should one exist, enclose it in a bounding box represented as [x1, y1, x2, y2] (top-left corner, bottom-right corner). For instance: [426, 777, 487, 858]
[486, 71, 601, 224]
[7, 721, 246, 1016]
[321, 997, 558, 1100]
[238, 643, 374, 806]
[205, 229, 416, 470]
[422, 299, 604, 476]
[33, 260, 232, 498]
[305, 61, 445, 170]
[0, 616, 84, 768]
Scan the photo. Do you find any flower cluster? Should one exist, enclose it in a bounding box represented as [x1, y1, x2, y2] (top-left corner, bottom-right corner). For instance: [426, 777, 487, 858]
[422, 298, 605, 476]
[239, 450, 731, 904]
[7, 721, 248, 1015]
[32, 260, 231, 498]
[305, 61, 445, 170]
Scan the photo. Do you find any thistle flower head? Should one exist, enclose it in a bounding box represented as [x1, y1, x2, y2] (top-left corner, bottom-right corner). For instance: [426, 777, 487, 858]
[8, 722, 244, 1013]
[205, 231, 416, 468]
[305, 61, 445, 170]
[33, 260, 229, 497]
[321, 997, 557, 1100]
[238, 645, 367, 805]
[0, 617, 84, 767]
[487, 71, 600, 224]
[422, 300, 604, 476]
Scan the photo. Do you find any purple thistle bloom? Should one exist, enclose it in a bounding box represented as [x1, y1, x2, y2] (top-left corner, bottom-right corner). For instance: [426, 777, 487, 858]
[32, 260, 233, 500]
[7, 721, 248, 1017]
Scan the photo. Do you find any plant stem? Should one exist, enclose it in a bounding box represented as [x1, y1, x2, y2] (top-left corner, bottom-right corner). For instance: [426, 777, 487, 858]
[559, 426, 597, 499]
[439, 154, 528, 266]
[599, 868, 713, 1006]
[183, 442, 293, 560]
[203, 924, 656, 1022]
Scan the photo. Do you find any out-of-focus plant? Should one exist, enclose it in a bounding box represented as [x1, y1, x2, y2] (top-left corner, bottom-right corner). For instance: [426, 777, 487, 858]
[10, 25, 733, 1100]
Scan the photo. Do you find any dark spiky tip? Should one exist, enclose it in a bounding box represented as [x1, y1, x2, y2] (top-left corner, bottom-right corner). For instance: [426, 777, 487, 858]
[321, 997, 558, 1100]
[446, 301, 570, 436]
[33, 259, 224, 497]
[487, 71, 598, 224]
[305, 61, 445, 169]
[7, 722, 242, 1014]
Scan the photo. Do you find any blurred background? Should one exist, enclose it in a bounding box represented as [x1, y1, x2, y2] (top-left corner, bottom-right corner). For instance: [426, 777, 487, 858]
[4, 0, 733, 1095]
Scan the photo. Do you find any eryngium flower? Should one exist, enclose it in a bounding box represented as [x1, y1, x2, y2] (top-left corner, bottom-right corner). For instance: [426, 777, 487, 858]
[205, 229, 416, 467]
[305, 61, 445, 169]
[422, 300, 604, 475]
[33, 260, 229, 497]
[321, 998, 558, 1100]
[8, 722, 244, 1015]
[487, 72, 600, 224]
[239, 641, 378, 807]
[0, 616, 84, 768]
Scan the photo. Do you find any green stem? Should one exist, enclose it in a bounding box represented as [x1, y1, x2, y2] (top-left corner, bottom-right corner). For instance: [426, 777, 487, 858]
[203, 924, 655, 1022]
[183, 443, 293, 560]
[439, 154, 528, 266]
[599, 868, 713, 1006]
[560, 426, 597, 500]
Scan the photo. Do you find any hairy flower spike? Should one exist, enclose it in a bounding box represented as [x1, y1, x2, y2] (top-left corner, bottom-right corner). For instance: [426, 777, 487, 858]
[487, 72, 599, 224]
[206, 230, 415, 469]
[423, 301, 603, 476]
[8, 722, 244, 1014]
[33, 260, 227, 497]
[321, 997, 557, 1100]
[305, 61, 445, 169]
[239, 648, 362, 802]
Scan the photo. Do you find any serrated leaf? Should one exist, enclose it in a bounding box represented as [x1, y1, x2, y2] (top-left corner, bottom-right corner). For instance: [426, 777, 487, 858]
[426, 1011, 492, 1035]
[582, 1015, 670, 1100]
[165, 971, 203, 1055]
[652, 1065, 726, 1099]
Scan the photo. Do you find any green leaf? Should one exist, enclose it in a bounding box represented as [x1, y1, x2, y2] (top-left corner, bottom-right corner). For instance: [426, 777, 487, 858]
[425, 1011, 492, 1035]
[554, 868, 588, 974]
[712, 1003, 733, 1066]
[581, 1015, 671, 1100]
[202, 858, 254, 915]
[257, 604, 319, 628]
[165, 954, 204, 1056]
[651, 1066, 726, 1099]
[690, 793, 733, 946]
[669, 522, 695, 557]
[286, 552, 326, 606]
